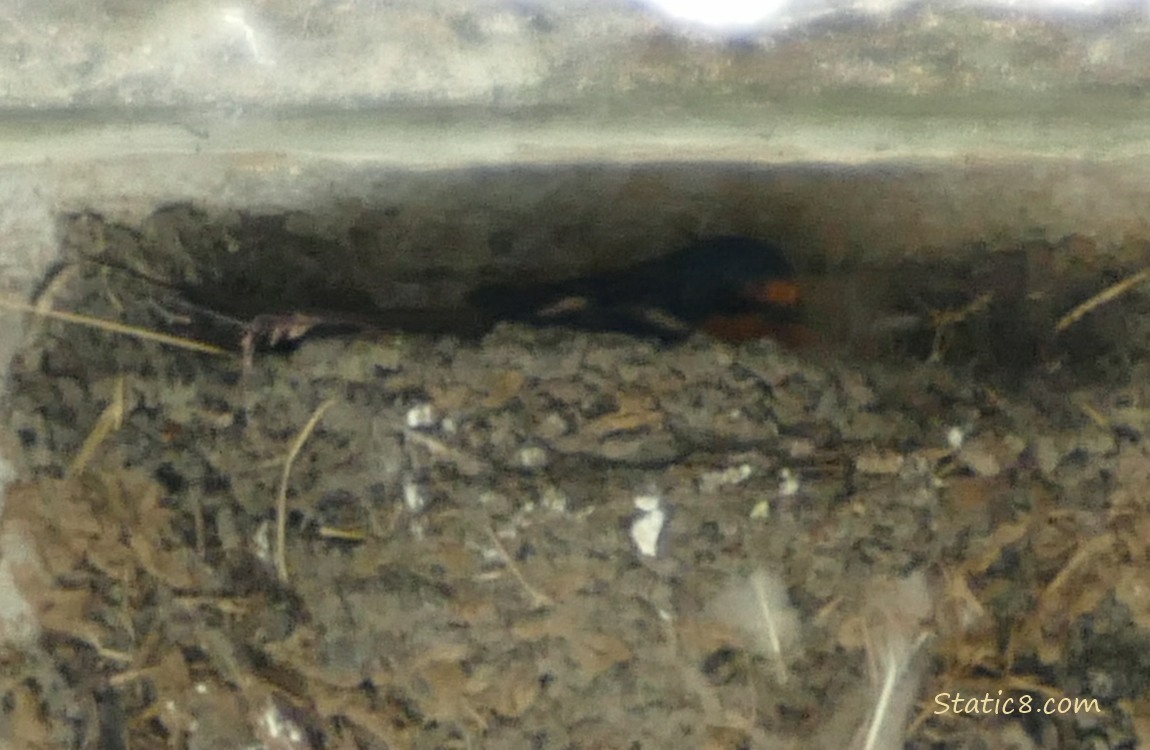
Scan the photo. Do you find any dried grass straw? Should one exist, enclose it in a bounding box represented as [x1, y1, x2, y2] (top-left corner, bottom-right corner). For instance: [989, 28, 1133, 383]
[68, 375, 126, 477]
[0, 295, 229, 356]
[275, 397, 336, 582]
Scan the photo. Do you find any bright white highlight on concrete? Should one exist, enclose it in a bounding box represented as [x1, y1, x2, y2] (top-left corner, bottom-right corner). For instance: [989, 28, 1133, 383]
[646, 0, 788, 28]
[642, 0, 1138, 29]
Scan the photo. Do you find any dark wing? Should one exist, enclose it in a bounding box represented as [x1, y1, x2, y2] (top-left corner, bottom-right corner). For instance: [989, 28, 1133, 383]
[467, 235, 798, 339]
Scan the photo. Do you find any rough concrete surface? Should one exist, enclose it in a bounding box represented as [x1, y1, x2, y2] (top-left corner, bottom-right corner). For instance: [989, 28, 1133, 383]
[5, 0, 1150, 106]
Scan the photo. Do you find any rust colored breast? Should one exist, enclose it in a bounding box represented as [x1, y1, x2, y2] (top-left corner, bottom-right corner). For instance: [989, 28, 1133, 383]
[699, 314, 820, 348]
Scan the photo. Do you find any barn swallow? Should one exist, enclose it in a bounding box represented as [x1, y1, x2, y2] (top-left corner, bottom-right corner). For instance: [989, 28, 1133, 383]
[467, 235, 811, 346]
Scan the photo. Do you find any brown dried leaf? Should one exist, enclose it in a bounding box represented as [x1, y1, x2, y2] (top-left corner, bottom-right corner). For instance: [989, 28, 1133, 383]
[85, 537, 138, 581]
[584, 392, 663, 437]
[538, 566, 598, 601]
[704, 725, 753, 750]
[128, 533, 199, 590]
[1030, 511, 1099, 568]
[957, 434, 1025, 478]
[569, 631, 633, 679]
[150, 647, 194, 696]
[311, 681, 415, 749]
[1035, 535, 1115, 620]
[4, 473, 197, 589]
[263, 628, 364, 690]
[676, 615, 746, 656]
[945, 476, 1000, 516]
[510, 613, 556, 641]
[7, 683, 53, 746]
[854, 450, 904, 475]
[3, 479, 98, 576]
[1115, 566, 1150, 629]
[964, 519, 1030, 576]
[937, 571, 989, 638]
[934, 572, 999, 676]
[937, 630, 1000, 678]
[1110, 443, 1150, 511]
[469, 660, 540, 719]
[33, 587, 104, 646]
[413, 659, 476, 727]
[1010, 534, 1117, 666]
[511, 605, 632, 680]
[482, 369, 526, 409]
[1123, 698, 1150, 748]
[413, 642, 471, 667]
[1112, 514, 1150, 560]
[449, 587, 498, 627]
[427, 383, 473, 412]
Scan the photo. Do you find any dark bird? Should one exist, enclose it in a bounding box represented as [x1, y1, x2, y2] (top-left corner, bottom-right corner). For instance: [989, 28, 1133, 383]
[467, 235, 811, 345]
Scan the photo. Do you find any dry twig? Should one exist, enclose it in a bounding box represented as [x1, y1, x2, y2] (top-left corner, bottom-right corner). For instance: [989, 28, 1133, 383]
[1055, 266, 1150, 333]
[928, 292, 993, 363]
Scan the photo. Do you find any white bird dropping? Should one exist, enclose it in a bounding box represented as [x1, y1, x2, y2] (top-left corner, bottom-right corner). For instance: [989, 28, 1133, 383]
[630, 493, 666, 558]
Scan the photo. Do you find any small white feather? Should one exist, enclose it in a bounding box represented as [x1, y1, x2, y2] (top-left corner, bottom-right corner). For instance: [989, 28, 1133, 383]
[712, 568, 801, 684]
[854, 572, 933, 750]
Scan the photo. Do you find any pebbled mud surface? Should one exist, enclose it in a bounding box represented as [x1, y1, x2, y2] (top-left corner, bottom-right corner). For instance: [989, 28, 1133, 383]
[3, 257, 1150, 749]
